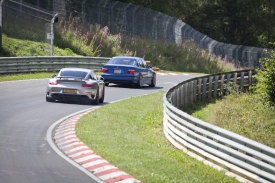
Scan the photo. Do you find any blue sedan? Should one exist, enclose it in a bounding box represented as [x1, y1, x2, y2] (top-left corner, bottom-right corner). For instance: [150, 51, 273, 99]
[101, 56, 156, 88]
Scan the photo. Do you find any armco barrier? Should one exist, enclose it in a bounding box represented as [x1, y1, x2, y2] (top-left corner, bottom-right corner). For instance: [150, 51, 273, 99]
[163, 70, 275, 183]
[0, 56, 110, 74]
[2, 57, 274, 182]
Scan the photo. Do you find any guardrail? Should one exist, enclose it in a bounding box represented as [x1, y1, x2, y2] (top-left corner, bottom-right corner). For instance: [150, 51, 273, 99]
[2, 56, 274, 182]
[0, 56, 110, 74]
[163, 70, 275, 183]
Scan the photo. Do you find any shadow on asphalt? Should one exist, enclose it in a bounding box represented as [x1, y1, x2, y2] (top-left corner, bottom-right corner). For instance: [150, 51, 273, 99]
[106, 84, 163, 90]
[47, 99, 110, 106]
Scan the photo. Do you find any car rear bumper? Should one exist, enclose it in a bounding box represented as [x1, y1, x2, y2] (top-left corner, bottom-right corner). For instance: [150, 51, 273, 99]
[102, 75, 139, 84]
[47, 93, 95, 101]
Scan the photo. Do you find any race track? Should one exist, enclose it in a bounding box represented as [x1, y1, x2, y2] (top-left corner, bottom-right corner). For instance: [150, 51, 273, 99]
[0, 73, 199, 183]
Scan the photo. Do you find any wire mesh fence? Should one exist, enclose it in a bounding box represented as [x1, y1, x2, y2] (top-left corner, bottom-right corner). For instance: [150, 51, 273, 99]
[2, 0, 56, 55]
[75, 0, 271, 69]
[1, 0, 272, 67]
[10, 0, 66, 15]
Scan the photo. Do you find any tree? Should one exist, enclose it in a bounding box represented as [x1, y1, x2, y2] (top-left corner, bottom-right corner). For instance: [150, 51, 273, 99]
[115, 0, 275, 48]
[255, 47, 275, 106]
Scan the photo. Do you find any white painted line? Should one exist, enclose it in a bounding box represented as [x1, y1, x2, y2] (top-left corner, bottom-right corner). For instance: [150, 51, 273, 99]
[69, 150, 94, 158]
[75, 154, 102, 163]
[58, 121, 77, 127]
[46, 107, 104, 183]
[56, 138, 80, 146]
[117, 178, 141, 183]
[98, 171, 127, 180]
[82, 159, 108, 168]
[55, 130, 75, 139]
[55, 135, 77, 143]
[63, 145, 89, 154]
[92, 165, 117, 174]
[59, 142, 84, 150]
[55, 128, 74, 135]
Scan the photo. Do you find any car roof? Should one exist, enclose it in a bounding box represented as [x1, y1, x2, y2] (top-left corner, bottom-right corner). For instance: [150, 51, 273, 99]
[60, 68, 92, 72]
[111, 56, 142, 59]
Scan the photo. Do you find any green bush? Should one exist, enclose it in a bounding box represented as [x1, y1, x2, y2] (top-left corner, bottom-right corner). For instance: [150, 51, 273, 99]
[255, 49, 275, 106]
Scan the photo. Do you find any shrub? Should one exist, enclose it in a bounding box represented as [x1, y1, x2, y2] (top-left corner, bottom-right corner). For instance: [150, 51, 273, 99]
[255, 48, 275, 106]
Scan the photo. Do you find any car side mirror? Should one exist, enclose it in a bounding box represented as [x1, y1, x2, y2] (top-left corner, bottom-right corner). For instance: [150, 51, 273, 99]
[52, 74, 56, 78]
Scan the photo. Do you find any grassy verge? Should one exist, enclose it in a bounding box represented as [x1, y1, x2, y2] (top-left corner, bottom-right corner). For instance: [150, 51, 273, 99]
[185, 92, 275, 148]
[0, 72, 53, 82]
[76, 91, 239, 183]
[2, 34, 80, 57]
[0, 72, 103, 82]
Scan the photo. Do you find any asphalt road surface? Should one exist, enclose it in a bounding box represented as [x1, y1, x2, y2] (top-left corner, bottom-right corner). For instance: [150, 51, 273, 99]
[0, 73, 200, 183]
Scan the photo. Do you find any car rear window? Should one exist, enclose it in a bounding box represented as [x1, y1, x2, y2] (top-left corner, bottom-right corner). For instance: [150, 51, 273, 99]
[107, 58, 137, 66]
[59, 70, 88, 78]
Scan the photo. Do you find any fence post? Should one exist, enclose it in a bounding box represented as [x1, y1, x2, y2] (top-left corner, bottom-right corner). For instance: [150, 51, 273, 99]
[0, 0, 4, 51]
[110, 1, 119, 34]
[97, 0, 105, 24]
[132, 5, 139, 37]
[82, 0, 87, 21]
[50, 13, 58, 56]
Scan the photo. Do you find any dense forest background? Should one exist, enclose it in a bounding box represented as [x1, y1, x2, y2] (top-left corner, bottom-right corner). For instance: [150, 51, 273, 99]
[117, 0, 275, 49]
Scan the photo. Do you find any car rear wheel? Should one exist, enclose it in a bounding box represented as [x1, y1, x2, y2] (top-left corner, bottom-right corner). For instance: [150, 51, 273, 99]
[99, 87, 105, 103]
[135, 77, 142, 88]
[149, 74, 156, 87]
[92, 89, 100, 105]
[46, 95, 55, 102]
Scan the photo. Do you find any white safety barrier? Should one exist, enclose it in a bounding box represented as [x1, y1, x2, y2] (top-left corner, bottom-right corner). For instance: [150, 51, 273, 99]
[0, 56, 110, 74]
[163, 70, 275, 183]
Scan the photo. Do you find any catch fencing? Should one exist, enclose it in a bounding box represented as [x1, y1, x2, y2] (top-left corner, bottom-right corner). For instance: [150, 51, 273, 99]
[77, 0, 271, 69]
[163, 70, 275, 183]
[0, 56, 109, 74]
[2, 0, 57, 56]
[10, 0, 66, 14]
[2, 0, 272, 67]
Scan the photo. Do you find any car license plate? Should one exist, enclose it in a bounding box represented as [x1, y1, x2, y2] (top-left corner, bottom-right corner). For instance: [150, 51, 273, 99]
[63, 89, 77, 94]
[114, 69, 121, 74]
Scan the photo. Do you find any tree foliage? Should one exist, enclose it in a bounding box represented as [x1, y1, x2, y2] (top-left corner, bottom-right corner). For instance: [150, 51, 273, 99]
[255, 48, 275, 107]
[117, 0, 275, 49]
[23, 0, 275, 48]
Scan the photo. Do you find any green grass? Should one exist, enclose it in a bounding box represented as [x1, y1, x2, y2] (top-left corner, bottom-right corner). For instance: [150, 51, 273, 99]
[0, 72, 102, 82]
[76, 91, 239, 183]
[185, 92, 275, 148]
[1, 34, 80, 57]
[0, 72, 53, 82]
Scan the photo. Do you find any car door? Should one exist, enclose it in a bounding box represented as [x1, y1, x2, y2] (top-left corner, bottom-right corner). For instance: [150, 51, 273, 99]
[140, 58, 151, 83]
[90, 71, 103, 96]
[137, 58, 147, 84]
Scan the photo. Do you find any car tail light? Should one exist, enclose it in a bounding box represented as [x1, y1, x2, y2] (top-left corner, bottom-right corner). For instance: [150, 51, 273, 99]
[128, 70, 135, 74]
[102, 68, 108, 73]
[49, 81, 58, 85]
[82, 83, 94, 88]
